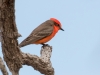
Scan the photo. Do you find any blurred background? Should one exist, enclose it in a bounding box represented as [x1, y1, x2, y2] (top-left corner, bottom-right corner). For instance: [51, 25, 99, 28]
[0, 0, 100, 75]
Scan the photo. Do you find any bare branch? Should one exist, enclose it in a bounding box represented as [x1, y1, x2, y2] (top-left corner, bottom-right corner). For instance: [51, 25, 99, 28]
[0, 57, 8, 75]
[0, 0, 22, 75]
[0, 0, 2, 42]
[0, 0, 55, 75]
[22, 45, 54, 75]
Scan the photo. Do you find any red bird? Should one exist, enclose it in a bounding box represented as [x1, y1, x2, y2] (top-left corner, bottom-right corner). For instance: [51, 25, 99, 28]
[19, 18, 64, 47]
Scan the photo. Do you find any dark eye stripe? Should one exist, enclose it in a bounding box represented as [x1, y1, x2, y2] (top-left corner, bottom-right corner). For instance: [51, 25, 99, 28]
[55, 24, 59, 26]
[54, 22, 60, 26]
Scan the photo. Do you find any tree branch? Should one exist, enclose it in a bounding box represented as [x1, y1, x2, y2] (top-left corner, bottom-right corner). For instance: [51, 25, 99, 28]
[22, 45, 54, 75]
[0, 0, 23, 75]
[0, 0, 54, 75]
[0, 57, 8, 75]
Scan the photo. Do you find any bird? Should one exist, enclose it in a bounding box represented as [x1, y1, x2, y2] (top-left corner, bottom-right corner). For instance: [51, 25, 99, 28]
[19, 18, 64, 48]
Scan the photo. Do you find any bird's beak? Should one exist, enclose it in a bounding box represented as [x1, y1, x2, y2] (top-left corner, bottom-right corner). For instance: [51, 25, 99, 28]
[60, 27, 64, 31]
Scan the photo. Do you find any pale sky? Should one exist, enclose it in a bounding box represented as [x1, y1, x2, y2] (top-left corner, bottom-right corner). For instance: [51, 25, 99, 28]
[0, 0, 100, 75]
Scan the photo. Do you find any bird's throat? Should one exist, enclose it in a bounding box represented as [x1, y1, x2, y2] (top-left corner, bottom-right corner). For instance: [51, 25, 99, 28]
[53, 25, 59, 33]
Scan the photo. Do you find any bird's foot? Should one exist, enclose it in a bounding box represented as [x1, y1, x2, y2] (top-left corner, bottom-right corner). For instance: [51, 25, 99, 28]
[41, 43, 49, 48]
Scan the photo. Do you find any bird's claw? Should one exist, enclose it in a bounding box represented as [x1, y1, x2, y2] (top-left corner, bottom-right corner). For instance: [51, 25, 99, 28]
[41, 43, 49, 48]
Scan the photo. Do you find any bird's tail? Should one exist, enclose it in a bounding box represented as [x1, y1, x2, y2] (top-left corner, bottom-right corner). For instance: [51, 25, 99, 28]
[19, 44, 23, 48]
[18, 44, 23, 48]
[19, 42, 26, 48]
[19, 41, 31, 48]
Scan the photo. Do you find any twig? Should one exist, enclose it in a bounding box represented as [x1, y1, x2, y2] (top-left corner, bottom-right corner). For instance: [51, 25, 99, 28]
[0, 57, 8, 75]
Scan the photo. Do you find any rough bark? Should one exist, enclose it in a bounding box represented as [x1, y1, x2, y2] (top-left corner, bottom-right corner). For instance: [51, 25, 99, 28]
[22, 45, 54, 75]
[0, 0, 23, 74]
[0, 0, 54, 75]
[0, 57, 8, 75]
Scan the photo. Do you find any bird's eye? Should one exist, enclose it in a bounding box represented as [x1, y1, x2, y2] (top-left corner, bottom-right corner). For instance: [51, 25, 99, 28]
[54, 22, 60, 27]
[55, 24, 59, 26]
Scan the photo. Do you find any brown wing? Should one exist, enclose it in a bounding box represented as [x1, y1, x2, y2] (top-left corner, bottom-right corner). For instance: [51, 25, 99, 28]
[19, 20, 54, 47]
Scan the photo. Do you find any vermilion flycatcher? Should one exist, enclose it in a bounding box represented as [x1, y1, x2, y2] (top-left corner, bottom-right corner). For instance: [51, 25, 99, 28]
[19, 18, 64, 47]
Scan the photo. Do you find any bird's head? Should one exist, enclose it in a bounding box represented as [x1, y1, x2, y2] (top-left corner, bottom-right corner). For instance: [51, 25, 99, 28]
[50, 18, 64, 31]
